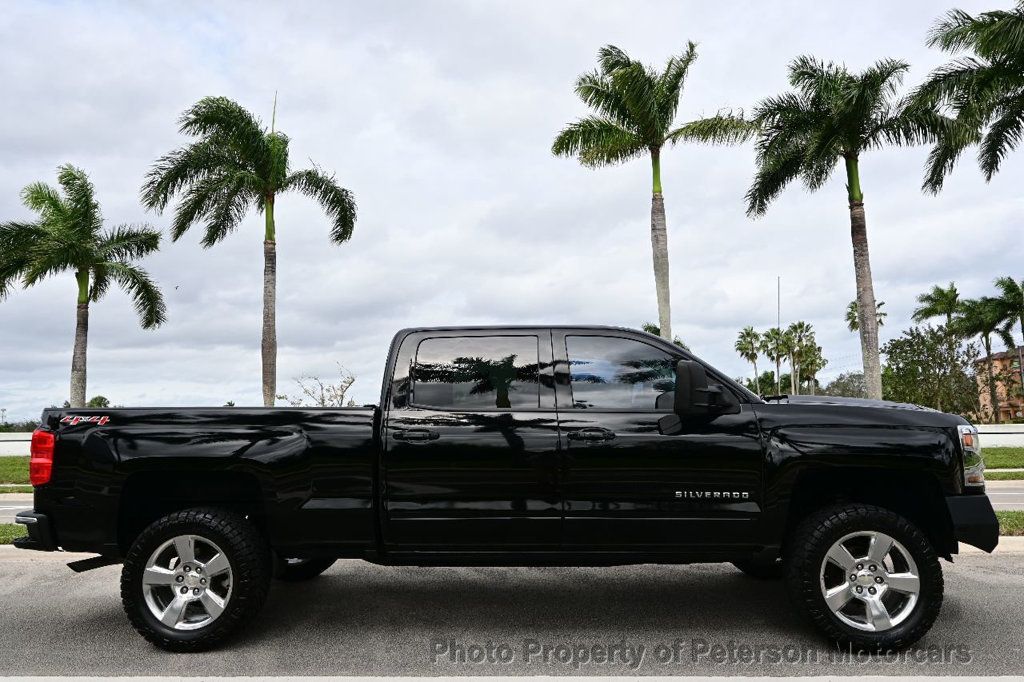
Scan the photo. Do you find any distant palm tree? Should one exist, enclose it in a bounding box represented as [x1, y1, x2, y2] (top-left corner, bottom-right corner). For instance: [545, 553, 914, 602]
[0, 165, 165, 407]
[738, 57, 945, 400]
[917, 4, 1024, 191]
[800, 342, 828, 395]
[846, 300, 886, 332]
[788, 321, 814, 395]
[993, 276, 1024, 392]
[641, 322, 688, 349]
[734, 326, 762, 394]
[761, 327, 787, 395]
[142, 96, 357, 406]
[913, 282, 961, 325]
[954, 297, 1006, 422]
[553, 45, 748, 342]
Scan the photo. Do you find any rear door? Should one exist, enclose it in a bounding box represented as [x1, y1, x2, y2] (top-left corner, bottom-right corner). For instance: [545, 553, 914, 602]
[381, 329, 561, 549]
[553, 329, 764, 552]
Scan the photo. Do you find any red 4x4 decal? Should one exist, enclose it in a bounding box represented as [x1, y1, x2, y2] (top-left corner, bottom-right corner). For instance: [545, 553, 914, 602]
[60, 415, 110, 426]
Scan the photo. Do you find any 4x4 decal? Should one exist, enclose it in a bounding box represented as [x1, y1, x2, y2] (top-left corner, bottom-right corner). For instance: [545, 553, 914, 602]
[60, 415, 109, 426]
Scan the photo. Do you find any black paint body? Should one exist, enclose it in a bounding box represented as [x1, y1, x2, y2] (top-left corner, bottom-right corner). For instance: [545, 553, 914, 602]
[20, 326, 997, 564]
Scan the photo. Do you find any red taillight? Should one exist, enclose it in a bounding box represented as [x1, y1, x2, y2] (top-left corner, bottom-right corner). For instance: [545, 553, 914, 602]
[29, 429, 55, 486]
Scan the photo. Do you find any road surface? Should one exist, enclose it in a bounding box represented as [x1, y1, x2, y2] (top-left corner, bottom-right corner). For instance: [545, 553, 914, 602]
[0, 545, 1022, 676]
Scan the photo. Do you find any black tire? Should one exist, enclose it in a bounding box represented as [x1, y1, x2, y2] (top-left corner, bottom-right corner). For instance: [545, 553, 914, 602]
[121, 507, 271, 652]
[274, 556, 337, 582]
[732, 558, 784, 580]
[785, 503, 943, 651]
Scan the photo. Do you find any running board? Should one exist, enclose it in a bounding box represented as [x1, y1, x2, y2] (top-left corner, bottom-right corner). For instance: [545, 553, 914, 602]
[67, 555, 121, 573]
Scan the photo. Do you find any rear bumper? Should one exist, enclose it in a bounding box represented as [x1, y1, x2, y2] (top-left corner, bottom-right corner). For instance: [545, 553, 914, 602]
[946, 494, 999, 553]
[13, 511, 58, 552]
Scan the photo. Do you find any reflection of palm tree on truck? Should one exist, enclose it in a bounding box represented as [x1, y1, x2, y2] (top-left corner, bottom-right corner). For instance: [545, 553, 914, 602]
[414, 355, 538, 409]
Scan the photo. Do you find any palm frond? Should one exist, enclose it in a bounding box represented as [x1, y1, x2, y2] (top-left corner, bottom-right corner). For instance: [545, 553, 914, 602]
[551, 116, 644, 167]
[667, 111, 756, 146]
[597, 45, 633, 74]
[56, 164, 102, 236]
[746, 140, 806, 217]
[283, 167, 357, 244]
[98, 224, 161, 262]
[979, 94, 1024, 179]
[177, 96, 269, 170]
[101, 262, 167, 328]
[141, 140, 242, 212]
[0, 221, 44, 299]
[657, 42, 698, 126]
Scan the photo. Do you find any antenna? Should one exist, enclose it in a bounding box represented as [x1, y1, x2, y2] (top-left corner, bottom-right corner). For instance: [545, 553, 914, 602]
[777, 276, 781, 328]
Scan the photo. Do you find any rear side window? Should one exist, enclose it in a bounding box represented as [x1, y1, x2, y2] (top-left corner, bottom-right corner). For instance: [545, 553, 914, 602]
[566, 335, 676, 410]
[413, 336, 540, 409]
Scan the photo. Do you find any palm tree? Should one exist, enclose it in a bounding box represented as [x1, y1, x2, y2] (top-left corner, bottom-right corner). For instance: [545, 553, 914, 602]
[553, 45, 749, 342]
[641, 322, 688, 349]
[954, 297, 1006, 422]
[739, 57, 945, 400]
[734, 326, 762, 394]
[788, 321, 814, 395]
[846, 300, 886, 332]
[993, 276, 1024, 396]
[761, 327, 787, 395]
[0, 165, 165, 407]
[142, 96, 357, 406]
[800, 342, 828, 395]
[912, 282, 961, 325]
[917, 4, 1024, 191]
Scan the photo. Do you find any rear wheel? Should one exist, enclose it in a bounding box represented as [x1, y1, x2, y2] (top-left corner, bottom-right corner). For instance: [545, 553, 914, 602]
[274, 556, 337, 582]
[785, 503, 942, 651]
[121, 508, 271, 651]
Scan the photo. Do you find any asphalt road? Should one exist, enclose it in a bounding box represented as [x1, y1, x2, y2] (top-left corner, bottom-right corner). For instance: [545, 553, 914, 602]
[1, 546, 1022, 676]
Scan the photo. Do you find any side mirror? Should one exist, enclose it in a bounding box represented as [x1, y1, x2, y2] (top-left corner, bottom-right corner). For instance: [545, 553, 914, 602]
[673, 359, 740, 416]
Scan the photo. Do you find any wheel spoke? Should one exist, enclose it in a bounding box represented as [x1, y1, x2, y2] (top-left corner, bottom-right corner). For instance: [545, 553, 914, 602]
[199, 591, 226, 618]
[203, 552, 230, 577]
[866, 596, 893, 630]
[824, 584, 852, 612]
[143, 567, 177, 586]
[160, 596, 189, 627]
[866, 532, 894, 564]
[826, 543, 857, 572]
[173, 536, 196, 565]
[886, 572, 920, 594]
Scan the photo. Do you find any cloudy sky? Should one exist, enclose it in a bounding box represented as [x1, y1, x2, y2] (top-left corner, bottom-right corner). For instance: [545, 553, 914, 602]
[0, 0, 1019, 420]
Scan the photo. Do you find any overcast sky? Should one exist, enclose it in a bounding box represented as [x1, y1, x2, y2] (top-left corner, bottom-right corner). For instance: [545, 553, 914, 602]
[0, 0, 1020, 420]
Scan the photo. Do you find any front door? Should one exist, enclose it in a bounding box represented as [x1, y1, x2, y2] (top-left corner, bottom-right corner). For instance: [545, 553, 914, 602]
[554, 330, 764, 553]
[382, 329, 561, 550]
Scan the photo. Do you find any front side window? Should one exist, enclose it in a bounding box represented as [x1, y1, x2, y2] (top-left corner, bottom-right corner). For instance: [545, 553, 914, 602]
[413, 336, 540, 409]
[566, 335, 676, 410]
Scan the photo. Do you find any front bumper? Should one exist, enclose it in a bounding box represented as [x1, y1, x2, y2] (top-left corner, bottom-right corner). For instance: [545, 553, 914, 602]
[13, 511, 58, 552]
[946, 494, 999, 553]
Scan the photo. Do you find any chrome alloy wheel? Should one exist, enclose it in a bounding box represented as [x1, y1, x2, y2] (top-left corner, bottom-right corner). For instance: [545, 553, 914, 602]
[819, 531, 921, 632]
[142, 535, 233, 631]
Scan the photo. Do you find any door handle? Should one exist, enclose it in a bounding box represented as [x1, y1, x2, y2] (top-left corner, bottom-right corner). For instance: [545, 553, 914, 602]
[393, 428, 440, 442]
[568, 427, 615, 442]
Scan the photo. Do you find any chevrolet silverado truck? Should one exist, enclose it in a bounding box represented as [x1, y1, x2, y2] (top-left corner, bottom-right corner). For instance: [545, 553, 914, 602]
[16, 326, 998, 652]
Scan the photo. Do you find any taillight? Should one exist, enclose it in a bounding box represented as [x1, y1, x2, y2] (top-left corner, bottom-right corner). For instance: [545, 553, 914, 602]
[29, 429, 56, 486]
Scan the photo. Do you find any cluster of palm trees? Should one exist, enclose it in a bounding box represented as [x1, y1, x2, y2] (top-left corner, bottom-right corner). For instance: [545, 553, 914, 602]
[913, 279, 1024, 422]
[0, 97, 356, 407]
[554, 3, 1024, 401]
[734, 323, 826, 397]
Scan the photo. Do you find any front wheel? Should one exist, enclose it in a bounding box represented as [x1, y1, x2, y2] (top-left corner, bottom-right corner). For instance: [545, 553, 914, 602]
[120, 508, 271, 652]
[785, 503, 943, 651]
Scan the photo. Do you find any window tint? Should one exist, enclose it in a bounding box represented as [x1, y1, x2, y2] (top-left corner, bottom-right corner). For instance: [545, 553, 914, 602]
[413, 336, 540, 409]
[566, 336, 676, 410]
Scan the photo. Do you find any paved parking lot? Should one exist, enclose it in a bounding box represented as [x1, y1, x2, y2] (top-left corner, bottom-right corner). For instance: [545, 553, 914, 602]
[0, 546, 1022, 676]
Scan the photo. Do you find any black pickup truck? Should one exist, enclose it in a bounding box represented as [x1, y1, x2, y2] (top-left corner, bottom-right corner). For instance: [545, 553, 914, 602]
[16, 325, 998, 652]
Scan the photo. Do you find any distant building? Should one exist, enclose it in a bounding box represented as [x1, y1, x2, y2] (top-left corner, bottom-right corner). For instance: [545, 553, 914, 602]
[977, 346, 1024, 422]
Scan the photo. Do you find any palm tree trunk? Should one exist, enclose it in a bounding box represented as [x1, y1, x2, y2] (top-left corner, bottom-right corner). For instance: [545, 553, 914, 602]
[752, 359, 760, 395]
[649, 149, 672, 342]
[262, 197, 277, 407]
[775, 357, 781, 394]
[789, 355, 797, 395]
[70, 269, 89, 408]
[845, 156, 883, 400]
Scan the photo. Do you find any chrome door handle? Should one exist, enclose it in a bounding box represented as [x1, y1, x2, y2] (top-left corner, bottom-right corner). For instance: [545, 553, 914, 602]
[568, 427, 615, 442]
[394, 428, 439, 442]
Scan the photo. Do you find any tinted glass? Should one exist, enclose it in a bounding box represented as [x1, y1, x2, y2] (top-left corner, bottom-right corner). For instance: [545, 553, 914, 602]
[566, 336, 676, 410]
[413, 336, 540, 409]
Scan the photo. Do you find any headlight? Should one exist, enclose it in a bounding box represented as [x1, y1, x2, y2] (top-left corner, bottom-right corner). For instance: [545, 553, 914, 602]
[958, 424, 985, 488]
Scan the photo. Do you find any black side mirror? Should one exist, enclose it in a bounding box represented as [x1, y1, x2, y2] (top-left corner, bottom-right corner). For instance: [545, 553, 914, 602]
[673, 360, 740, 416]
